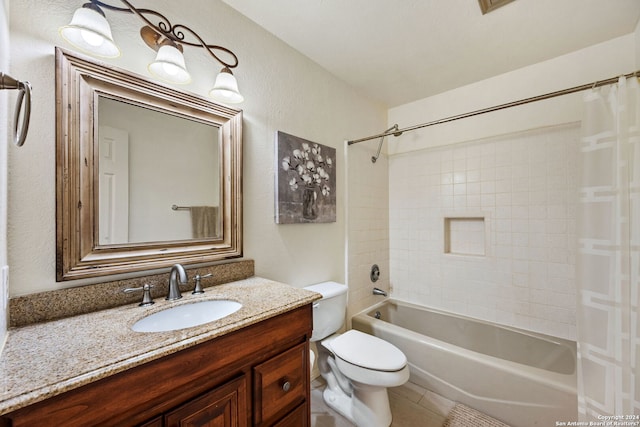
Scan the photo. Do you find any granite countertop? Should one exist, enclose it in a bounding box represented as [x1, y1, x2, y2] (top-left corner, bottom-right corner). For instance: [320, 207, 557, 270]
[0, 276, 320, 416]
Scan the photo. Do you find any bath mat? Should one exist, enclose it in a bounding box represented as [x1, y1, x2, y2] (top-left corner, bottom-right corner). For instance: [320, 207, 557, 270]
[443, 403, 511, 427]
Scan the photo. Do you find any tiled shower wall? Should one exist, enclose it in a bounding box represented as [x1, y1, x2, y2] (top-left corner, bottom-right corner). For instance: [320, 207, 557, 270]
[347, 143, 390, 324]
[389, 124, 579, 340]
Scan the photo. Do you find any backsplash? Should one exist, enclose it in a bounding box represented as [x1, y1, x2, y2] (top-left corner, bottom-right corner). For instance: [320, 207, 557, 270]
[389, 124, 578, 340]
[9, 260, 254, 327]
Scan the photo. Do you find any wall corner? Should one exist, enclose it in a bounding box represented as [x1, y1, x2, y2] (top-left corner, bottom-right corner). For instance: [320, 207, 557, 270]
[635, 17, 640, 68]
[0, 0, 10, 354]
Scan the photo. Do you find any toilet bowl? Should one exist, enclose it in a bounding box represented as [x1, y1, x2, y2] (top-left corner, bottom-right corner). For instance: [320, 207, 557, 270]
[320, 329, 410, 427]
[304, 282, 409, 427]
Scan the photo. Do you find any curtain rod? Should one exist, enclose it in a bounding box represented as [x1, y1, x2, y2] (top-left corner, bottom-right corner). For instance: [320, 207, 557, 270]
[347, 70, 640, 145]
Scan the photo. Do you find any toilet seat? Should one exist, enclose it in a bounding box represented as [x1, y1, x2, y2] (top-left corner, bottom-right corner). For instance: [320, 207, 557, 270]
[328, 329, 407, 372]
[334, 354, 410, 388]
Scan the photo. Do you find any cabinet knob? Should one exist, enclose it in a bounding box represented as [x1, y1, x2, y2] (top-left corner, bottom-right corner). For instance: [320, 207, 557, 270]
[282, 381, 291, 392]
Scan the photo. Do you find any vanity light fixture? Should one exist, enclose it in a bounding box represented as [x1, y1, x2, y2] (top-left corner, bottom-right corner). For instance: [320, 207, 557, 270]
[209, 67, 243, 104]
[60, 0, 243, 103]
[60, 3, 120, 58]
[148, 41, 191, 84]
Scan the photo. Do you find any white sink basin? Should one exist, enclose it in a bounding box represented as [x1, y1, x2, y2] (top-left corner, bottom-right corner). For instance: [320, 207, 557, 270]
[132, 300, 242, 332]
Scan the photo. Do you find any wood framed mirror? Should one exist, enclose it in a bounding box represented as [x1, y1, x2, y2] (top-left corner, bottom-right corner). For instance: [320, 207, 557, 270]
[55, 48, 242, 281]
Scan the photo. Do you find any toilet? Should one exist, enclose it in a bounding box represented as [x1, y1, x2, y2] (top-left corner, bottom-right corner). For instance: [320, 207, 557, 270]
[304, 281, 409, 427]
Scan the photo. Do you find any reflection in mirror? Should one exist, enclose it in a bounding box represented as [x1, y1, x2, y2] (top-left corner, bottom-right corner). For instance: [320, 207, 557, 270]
[56, 47, 242, 281]
[98, 97, 222, 244]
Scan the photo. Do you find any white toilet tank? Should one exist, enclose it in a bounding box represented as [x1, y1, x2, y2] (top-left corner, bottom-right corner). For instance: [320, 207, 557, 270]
[304, 281, 348, 342]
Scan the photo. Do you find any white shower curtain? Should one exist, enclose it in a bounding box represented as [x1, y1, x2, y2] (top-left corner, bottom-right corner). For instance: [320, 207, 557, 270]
[577, 75, 640, 419]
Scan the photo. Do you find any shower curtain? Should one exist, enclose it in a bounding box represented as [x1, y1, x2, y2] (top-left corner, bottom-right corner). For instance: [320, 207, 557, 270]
[577, 76, 640, 419]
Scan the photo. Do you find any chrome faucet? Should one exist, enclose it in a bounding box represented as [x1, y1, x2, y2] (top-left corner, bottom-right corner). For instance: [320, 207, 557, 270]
[372, 287, 387, 297]
[166, 264, 188, 300]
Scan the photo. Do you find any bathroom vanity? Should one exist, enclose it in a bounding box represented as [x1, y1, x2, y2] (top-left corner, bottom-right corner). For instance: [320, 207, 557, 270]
[0, 277, 318, 427]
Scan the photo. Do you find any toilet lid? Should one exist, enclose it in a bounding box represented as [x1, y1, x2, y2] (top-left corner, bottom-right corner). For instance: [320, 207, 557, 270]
[329, 330, 407, 372]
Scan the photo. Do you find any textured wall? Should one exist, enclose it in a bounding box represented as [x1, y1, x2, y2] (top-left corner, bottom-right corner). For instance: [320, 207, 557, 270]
[636, 18, 640, 68]
[7, 0, 385, 296]
[0, 0, 9, 348]
[388, 35, 636, 154]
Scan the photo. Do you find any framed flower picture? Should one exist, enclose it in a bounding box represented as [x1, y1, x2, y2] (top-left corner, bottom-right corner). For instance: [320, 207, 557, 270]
[275, 131, 336, 224]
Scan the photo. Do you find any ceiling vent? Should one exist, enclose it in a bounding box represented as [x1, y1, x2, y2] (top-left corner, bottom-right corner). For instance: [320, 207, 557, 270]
[478, 0, 516, 14]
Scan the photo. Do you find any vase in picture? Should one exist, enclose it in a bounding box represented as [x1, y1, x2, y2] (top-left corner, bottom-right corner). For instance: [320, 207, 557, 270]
[302, 187, 318, 220]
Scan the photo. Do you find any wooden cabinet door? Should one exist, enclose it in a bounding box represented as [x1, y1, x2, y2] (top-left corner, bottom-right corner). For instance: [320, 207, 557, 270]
[273, 404, 308, 427]
[138, 416, 163, 427]
[165, 376, 247, 427]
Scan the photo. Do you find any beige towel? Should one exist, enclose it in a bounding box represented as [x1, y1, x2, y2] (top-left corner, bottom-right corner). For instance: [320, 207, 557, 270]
[190, 206, 218, 239]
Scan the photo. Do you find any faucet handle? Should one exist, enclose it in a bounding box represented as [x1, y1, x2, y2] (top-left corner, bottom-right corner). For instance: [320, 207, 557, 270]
[124, 284, 155, 307]
[192, 273, 212, 294]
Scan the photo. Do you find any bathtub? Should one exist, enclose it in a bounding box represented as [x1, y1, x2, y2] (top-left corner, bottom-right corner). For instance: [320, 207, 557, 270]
[352, 299, 577, 427]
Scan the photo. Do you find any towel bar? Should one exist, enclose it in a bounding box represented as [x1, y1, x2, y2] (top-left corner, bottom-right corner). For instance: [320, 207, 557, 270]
[171, 204, 191, 211]
[0, 72, 31, 147]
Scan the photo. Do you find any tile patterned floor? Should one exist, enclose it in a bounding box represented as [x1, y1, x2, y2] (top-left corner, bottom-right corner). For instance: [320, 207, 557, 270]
[311, 378, 456, 427]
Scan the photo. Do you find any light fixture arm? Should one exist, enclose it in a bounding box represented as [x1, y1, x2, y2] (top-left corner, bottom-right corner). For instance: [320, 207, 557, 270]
[90, 0, 239, 69]
[171, 23, 239, 69]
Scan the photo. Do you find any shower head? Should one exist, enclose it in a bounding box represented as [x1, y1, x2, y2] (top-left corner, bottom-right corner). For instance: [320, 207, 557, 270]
[371, 124, 401, 163]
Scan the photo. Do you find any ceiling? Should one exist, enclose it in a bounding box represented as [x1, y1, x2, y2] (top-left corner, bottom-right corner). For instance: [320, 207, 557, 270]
[221, 0, 640, 108]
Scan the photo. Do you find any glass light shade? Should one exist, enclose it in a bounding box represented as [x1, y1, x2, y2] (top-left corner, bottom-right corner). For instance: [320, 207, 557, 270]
[148, 44, 192, 84]
[209, 68, 244, 104]
[59, 6, 120, 58]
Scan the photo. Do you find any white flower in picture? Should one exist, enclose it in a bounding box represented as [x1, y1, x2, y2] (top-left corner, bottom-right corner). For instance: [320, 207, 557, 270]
[280, 140, 333, 194]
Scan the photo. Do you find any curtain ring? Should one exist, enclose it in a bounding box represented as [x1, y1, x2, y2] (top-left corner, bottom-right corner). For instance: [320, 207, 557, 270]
[13, 81, 31, 147]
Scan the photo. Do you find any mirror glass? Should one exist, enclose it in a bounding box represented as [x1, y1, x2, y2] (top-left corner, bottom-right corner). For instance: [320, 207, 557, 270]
[56, 48, 242, 281]
[97, 97, 222, 244]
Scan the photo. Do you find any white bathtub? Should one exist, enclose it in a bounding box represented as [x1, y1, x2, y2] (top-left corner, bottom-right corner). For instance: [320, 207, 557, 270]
[351, 299, 577, 427]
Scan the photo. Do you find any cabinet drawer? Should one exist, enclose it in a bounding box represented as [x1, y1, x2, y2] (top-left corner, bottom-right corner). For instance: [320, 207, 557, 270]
[253, 342, 308, 426]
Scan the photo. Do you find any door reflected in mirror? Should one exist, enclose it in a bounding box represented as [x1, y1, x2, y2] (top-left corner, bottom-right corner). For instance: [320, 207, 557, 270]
[98, 97, 222, 245]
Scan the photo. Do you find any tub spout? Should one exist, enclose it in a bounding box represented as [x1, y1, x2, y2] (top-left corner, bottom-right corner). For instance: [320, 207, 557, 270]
[373, 287, 387, 297]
